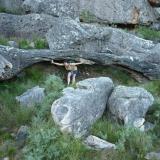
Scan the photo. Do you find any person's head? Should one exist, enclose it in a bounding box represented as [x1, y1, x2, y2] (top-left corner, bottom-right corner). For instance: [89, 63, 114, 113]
[64, 60, 69, 66]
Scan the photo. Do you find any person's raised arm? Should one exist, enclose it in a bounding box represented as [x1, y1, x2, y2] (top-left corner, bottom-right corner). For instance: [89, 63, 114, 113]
[70, 62, 83, 65]
[51, 60, 64, 66]
[71, 58, 95, 65]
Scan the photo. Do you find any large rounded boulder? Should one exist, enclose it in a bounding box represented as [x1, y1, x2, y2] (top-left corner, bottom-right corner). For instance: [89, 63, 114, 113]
[108, 85, 154, 125]
[80, 0, 158, 25]
[51, 77, 114, 137]
[0, 13, 57, 38]
[0, 0, 24, 14]
[22, 0, 79, 19]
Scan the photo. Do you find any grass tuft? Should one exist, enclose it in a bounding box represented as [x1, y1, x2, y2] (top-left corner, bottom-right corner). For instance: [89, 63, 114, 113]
[0, 37, 49, 49]
[91, 119, 153, 160]
[135, 26, 160, 41]
[34, 39, 49, 49]
[0, 37, 8, 46]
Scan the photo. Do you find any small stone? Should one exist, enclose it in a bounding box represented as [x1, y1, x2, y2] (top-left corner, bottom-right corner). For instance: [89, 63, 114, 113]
[144, 122, 155, 132]
[133, 118, 145, 128]
[84, 135, 116, 150]
[0, 55, 13, 78]
[29, 42, 35, 48]
[145, 151, 160, 160]
[16, 86, 45, 107]
[11, 133, 16, 138]
[7, 41, 18, 48]
[16, 125, 29, 148]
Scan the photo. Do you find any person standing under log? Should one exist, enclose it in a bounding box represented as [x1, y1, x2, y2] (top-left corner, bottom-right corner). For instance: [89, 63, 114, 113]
[51, 60, 83, 85]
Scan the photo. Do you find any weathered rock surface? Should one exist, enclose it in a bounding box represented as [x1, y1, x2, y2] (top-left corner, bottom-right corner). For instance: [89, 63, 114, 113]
[145, 151, 160, 160]
[0, 45, 95, 80]
[21, 0, 159, 25]
[155, 7, 160, 15]
[2, 157, 9, 160]
[22, 0, 79, 19]
[1, 14, 160, 80]
[150, 23, 160, 31]
[144, 122, 155, 131]
[132, 119, 154, 132]
[16, 125, 28, 147]
[7, 41, 18, 48]
[1, 15, 160, 80]
[16, 86, 45, 107]
[84, 135, 116, 150]
[133, 118, 145, 131]
[80, 0, 158, 25]
[46, 18, 160, 79]
[108, 86, 154, 125]
[51, 77, 114, 137]
[0, 54, 13, 79]
[0, 45, 53, 80]
[0, 13, 57, 38]
[0, 0, 24, 14]
[148, 0, 160, 7]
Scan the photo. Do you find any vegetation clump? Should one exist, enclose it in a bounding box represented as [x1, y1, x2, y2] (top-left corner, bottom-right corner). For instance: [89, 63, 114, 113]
[0, 37, 49, 49]
[135, 26, 160, 41]
[80, 10, 99, 23]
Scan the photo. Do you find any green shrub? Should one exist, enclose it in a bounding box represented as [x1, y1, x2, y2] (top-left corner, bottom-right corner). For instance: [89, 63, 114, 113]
[0, 102, 35, 128]
[117, 127, 153, 159]
[19, 38, 49, 49]
[80, 10, 98, 23]
[91, 119, 153, 160]
[44, 75, 65, 93]
[23, 120, 88, 160]
[36, 92, 62, 121]
[0, 65, 46, 128]
[135, 26, 160, 41]
[0, 6, 23, 14]
[34, 75, 65, 121]
[0, 67, 49, 158]
[34, 39, 49, 49]
[0, 37, 8, 45]
[91, 119, 123, 143]
[23, 120, 62, 160]
[18, 39, 31, 49]
[0, 140, 17, 158]
[143, 80, 160, 96]
[0, 7, 6, 13]
[0, 36, 49, 49]
[142, 80, 160, 139]
[85, 65, 137, 86]
[25, 67, 46, 83]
